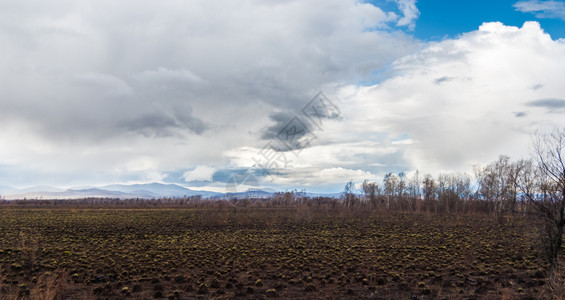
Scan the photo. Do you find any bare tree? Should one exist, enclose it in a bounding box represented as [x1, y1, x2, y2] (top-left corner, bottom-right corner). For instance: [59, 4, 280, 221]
[361, 179, 379, 210]
[455, 173, 471, 213]
[408, 170, 421, 212]
[473, 164, 486, 200]
[508, 159, 530, 213]
[474, 156, 517, 215]
[383, 173, 399, 209]
[519, 128, 565, 272]
[343, 181, 357, 207]
[436, 173, 455, 214]
[422, 174, 436, 202]
[397, 172, 407, 199]
[492, 155, 513, 214]
[408, 170, 421, 198]
[455, 173, 471, 199]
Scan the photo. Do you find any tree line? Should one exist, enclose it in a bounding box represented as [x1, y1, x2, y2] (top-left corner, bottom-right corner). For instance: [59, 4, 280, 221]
[343, 154, 532, 216]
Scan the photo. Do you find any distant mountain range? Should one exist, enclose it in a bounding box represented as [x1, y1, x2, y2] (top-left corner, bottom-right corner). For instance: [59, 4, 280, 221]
[0, 183, 341, 200]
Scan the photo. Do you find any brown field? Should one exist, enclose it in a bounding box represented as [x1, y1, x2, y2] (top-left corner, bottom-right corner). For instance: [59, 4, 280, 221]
[0, 203, 560, 299]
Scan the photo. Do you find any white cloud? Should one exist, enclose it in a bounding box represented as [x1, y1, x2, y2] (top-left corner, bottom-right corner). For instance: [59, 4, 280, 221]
[267, 166, 377, 189]
[337, 21, 565, 176]
[183, 166, 217, 182]
[391, 139, 414, 145]
[395, 0, 420, 30]
[124, 156, 158, 172]
[514, 0, 565, 20]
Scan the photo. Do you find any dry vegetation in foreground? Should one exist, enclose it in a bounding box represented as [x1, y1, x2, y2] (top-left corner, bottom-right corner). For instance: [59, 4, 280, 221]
[0, 199, 563, 300]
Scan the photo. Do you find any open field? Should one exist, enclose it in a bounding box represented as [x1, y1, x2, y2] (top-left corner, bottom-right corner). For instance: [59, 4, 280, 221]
[0, 204, 558, 299]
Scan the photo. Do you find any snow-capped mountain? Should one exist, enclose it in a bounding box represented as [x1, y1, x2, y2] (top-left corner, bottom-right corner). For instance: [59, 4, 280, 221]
[0, 183, 220, 200]
[0, 183, 341, 200]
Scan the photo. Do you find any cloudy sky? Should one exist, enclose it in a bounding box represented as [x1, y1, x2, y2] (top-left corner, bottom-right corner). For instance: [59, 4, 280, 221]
[1, 0, 565, 193]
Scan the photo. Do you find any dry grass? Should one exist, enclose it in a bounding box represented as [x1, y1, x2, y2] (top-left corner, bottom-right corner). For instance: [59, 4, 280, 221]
[30, 270, 68, 300]
[0, 206, 558, 299]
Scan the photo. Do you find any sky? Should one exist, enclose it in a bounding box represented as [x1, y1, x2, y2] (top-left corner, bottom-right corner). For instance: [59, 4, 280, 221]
[1, 0, 565, 194]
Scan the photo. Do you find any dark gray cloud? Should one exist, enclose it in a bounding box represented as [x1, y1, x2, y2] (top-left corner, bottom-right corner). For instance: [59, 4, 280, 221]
[526, 98, 565, 111]
[259, 111, 316, 152]
[434, 76, 454, 84]
[120, 111, 207, 138]
[514, 111, 527, 118]
[262, 91, 342, 138]
[260, 92, 342, 154]
[261, 111, 299, 141]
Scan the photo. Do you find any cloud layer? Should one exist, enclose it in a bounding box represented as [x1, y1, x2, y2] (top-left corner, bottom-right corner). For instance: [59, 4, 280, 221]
[0, 0, 417, 188]
[225, 21, 565, 192]
[330, 21, 565, 179]
[2, 1, 565, 193]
